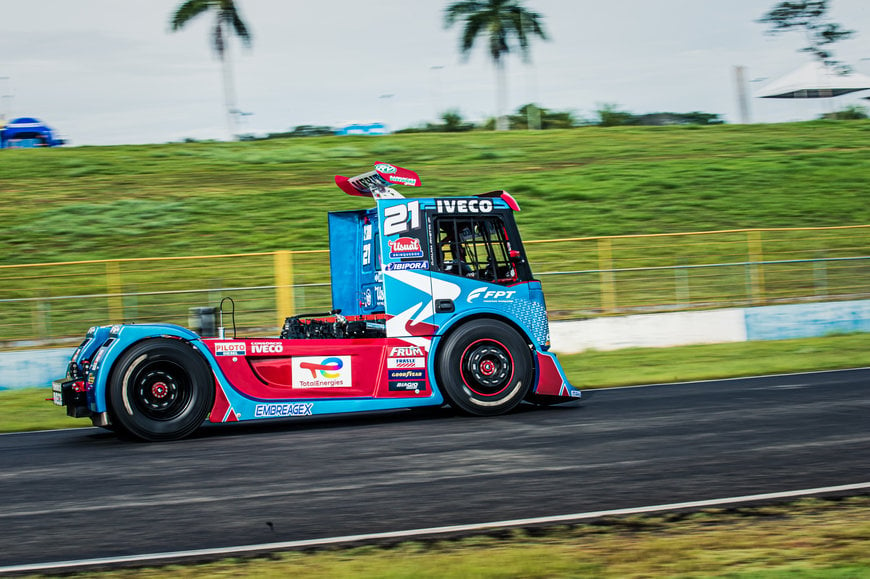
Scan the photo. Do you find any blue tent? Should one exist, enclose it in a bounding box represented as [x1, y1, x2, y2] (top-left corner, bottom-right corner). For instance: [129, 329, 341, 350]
[0, 117, 64, 148]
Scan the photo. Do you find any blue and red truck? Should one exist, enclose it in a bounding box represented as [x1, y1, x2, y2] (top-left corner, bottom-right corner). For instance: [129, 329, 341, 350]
[53, 163, 580, 440]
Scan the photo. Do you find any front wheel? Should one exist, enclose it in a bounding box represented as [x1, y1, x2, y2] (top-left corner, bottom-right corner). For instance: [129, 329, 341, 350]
[108, 339, 214, 441]
[436, 320, 533, 416]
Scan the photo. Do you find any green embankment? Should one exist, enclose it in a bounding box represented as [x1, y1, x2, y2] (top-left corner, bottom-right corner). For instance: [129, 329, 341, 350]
[1, 121, 868, 263]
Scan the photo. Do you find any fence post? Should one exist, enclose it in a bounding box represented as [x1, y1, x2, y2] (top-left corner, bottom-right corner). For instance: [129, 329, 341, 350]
[598, 238, 616, 313]
[274, 250, 295, 329]
[106, 261, 123, 323]
[747, 231, 765, 305]
[675, 260, 690, 306]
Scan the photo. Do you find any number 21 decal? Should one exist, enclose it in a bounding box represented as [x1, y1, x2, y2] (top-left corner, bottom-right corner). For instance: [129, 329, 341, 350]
[383, 201, 420, 236]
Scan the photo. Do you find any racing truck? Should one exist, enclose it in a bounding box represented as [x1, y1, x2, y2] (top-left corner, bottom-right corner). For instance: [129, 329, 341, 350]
[53, 163, 580, 441]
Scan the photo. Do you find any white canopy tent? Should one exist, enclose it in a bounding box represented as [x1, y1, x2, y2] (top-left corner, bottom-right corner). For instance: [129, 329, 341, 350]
[756, 61, 870, 99]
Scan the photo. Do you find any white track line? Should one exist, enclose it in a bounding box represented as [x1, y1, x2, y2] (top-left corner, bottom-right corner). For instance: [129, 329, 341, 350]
[2, 481, 869, 575]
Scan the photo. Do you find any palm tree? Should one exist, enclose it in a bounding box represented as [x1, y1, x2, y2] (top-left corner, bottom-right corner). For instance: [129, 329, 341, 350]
[170, 0, 252, 139]
[444, 0, 547, 130]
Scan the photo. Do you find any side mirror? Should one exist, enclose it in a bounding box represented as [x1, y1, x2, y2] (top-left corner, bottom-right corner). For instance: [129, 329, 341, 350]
[509, 250, 523, 262]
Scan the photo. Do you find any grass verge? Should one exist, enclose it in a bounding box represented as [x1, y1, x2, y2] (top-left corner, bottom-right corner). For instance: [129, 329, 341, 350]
[29, 496, 870, 578]
[3, 333, 869, 434]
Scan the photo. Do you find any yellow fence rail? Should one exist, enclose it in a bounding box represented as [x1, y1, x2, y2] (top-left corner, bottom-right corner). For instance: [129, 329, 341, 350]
[1, 225, 868, 348]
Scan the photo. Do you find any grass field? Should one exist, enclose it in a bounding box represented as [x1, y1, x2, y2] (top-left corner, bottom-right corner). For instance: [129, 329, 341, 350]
[1, 121, 869, 263]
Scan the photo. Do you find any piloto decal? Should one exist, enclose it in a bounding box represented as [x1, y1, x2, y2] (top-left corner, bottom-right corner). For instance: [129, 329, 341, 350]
[389, 346, 425, 357]
[387, 357, 426, 369]
[570, 390, 582, 398]
[292, 356, 352, 388]
[384, 260, 429, 271]
[254, 403, 314, 417]
[435, 198, 493, 214]
[388, 369, 425, 380]
[466, 287, 517, 303]
[250, 342, 283, 354]
[388, 237, 423, 259]
[389, 381, 427, 392]
[215, 342, 247, 356]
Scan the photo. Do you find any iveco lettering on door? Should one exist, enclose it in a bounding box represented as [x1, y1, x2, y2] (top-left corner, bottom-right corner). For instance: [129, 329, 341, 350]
[251, 342, 284, 354]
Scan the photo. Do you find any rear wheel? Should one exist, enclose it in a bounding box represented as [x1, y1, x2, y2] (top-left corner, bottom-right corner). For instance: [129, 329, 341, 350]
[436, 320, 533, 416]
[108, 339, 214, 441]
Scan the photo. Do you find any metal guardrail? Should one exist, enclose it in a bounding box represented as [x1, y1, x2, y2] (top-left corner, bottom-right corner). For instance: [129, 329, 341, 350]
[1, 225, 868, 348]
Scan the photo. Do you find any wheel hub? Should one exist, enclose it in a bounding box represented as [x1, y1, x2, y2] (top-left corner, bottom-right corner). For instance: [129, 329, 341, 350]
[462, 341, 513, 396]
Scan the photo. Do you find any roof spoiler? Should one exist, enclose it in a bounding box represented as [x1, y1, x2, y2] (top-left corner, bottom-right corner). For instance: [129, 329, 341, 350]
[335, 162, 422, 199]
[477, 190, 521, 211]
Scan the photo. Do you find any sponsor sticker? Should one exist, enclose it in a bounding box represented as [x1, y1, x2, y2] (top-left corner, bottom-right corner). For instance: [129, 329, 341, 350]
[388, 380, 427, 392]
[435, 198, 493, 214]
[254, 403, 314, 417]
[384, 260, 429, 271]
[215, 342, 247, 356]
[250, 342, 284, 354]
[388, 236, 423, 259]
[375, 163, 397, 174]
[388, 369, 425, 381]
[389, 346, 425, 357]
[466, 287, 517, 304]
[292, 356, 352, 388]
[387, 357, 426, 369]
[570, 390, 582, 398]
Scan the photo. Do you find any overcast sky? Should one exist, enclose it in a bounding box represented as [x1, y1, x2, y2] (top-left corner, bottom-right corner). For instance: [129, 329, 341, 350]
[2, 0, 869, 145]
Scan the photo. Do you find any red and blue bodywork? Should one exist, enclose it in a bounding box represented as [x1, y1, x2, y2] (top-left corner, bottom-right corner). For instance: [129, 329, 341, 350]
[54, 164, 579, 440]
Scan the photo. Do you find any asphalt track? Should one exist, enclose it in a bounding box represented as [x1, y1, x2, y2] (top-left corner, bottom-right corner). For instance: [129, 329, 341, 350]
[1, 368, 869, 572]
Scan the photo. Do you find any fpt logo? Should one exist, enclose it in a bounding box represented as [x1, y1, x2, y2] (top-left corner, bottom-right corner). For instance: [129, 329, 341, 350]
[299, 357, 344, 378]
[292, 356, 352, 388]
[467, 287, 517, 303]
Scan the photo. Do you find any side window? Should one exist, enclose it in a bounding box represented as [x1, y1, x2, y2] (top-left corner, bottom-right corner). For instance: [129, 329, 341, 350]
[434, 217, 518, 284]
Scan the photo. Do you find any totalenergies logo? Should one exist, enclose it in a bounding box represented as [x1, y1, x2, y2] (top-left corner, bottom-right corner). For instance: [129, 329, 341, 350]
[299, 357, 344, 378]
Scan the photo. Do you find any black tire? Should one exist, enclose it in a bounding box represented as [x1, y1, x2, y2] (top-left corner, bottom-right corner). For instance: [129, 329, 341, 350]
[108, 339, 214, 441]
[436, 319, 533, 416]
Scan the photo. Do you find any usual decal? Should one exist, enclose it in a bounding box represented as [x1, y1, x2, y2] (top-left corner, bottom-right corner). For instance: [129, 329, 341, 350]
[435, 198, 493, 214]
[215, 342, 247, 356]
[388, 237, 424, 259]
[292, 356, 352, 388]
[254, 403, 314, 417]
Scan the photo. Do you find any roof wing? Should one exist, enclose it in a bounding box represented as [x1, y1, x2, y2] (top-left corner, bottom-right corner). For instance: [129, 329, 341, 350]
[335, 162, 422, 199]
[477, 190, 521, 211]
